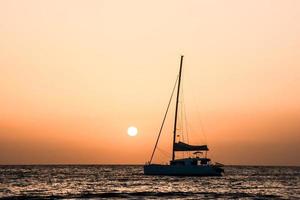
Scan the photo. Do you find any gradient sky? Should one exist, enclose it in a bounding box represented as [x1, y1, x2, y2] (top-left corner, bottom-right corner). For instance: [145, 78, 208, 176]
[0, 0, 299, 165]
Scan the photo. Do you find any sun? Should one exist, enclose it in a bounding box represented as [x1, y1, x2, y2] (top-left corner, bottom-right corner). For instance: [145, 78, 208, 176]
[127, 126, 138, 137]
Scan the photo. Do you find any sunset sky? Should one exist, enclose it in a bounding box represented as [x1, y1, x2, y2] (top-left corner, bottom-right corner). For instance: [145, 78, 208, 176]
[0, 0, 299, 165]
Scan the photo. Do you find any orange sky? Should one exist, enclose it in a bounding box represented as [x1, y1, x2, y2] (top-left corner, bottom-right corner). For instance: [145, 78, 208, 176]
[0, 0, 300, 165]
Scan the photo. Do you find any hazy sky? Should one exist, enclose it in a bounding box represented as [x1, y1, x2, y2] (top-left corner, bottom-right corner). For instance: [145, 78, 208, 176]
[0, 0, 299, 165]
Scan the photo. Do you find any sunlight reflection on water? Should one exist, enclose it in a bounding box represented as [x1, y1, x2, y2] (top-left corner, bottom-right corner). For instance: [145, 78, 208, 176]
[0, 165, 299, 199]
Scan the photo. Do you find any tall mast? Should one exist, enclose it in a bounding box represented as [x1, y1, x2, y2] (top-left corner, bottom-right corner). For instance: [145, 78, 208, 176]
[172, 55, 184, 161]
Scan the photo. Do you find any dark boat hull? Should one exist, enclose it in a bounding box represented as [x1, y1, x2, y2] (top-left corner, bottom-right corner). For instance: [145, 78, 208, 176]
[144, 164, 223, 176]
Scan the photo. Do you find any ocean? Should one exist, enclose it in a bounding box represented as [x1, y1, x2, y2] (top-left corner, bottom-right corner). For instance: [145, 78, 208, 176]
[0, 165, 299, 199]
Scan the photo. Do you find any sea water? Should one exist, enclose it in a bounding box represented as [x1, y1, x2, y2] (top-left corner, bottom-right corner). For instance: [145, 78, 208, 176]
[0, 165, 299, 199]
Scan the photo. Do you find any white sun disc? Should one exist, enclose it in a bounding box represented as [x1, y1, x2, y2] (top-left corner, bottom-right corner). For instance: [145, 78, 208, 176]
[127, 126, 138, 136]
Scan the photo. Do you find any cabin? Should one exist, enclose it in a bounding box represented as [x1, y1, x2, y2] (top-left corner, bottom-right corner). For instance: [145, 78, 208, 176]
[170, 158, 211, 166]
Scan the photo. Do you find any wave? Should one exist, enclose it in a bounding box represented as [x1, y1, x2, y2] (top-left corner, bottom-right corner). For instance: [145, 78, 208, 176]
[0, 191, 282, 199]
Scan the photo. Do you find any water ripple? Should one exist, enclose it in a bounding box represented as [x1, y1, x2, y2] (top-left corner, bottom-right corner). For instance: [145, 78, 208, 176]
[0, 165, 299, 199]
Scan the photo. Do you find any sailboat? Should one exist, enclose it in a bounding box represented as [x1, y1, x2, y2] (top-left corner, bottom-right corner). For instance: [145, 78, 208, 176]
[144, 55, 224, 176]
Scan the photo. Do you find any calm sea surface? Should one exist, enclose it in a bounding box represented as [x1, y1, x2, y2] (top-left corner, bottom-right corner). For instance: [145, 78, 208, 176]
[0, 165, 299, 199]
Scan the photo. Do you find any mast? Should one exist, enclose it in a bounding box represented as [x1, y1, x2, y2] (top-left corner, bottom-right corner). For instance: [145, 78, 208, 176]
[172, 55, 184, 161]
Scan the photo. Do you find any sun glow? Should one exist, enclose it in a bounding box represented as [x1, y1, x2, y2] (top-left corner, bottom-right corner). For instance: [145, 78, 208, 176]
[127, 126, 138, 137]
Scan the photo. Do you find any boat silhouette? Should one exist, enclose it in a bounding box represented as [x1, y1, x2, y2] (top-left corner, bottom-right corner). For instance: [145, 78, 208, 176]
[144, 55, 224, 176]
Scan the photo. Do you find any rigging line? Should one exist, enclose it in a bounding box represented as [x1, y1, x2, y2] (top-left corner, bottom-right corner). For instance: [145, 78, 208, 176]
[156, 150, 170, 164]
[183, 101, 190, 144]
[189, 76, 208, 144]
[182, 95, 191, 157]
[194, 103, 207, 144]
[193, 89, 208, 144]
[180, 84, 186, 157]
[149, 75, 179, 164]
[199, 117, 207, 144]
[180, 101, 185, 158]
[192, 92, 207, 144]
[157, 147, 171, 158]
[194, 100, 207, 144]
[180, 100, 184, 142]
[181, 85, 189, 144]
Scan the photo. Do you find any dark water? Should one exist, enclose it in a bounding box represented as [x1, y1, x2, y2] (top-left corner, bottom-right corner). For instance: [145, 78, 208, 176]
[0, 165, 299, 199]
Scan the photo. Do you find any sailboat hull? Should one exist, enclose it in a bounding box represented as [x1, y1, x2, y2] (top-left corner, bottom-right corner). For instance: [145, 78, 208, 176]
[144, 164, 223, 176]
